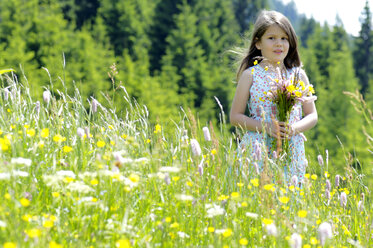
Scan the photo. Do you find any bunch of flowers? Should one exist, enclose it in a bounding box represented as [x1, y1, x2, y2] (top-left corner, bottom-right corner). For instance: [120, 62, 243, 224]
[266, 66, 316, 156]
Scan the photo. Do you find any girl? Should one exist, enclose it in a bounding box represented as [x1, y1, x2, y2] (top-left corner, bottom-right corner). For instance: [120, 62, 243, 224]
[230, 10, 318, 184]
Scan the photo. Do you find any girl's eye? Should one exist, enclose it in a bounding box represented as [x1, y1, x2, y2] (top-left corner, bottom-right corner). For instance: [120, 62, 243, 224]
[282, 37, 288, 40]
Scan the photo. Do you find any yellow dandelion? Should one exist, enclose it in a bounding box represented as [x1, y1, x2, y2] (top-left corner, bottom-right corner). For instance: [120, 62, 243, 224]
[26, 129, 35, 137]
[128, 174, 140, 183]
[49, 241, 63, 248]
[222, 228, 232, 238]
[52, 192, 60, 198]
[90, 179, 99, 186]
[262, 218, 273, 225]
[170, 222, 179, 228]
[263, 184, 275, 192]
[303, 244, 311, 248]
[297, 210, 307, 218]
[165, 217, 172, 223]
[4, 193, 11, 200]
[146, 139, 151, 144]
[304, 173, 310, 179]
[310, 237, 318, 245]
[241, 201, 248, 207]
[115, 239, 131, 248]
[211, 149, 217, 155]
[311, 174, 318, 180]
[239, 238, 249, 245]
[97, 140, 105, 148]
[3, 242, 17, 248]
[278, 196, 290, 204]
[24, 124, 30, 129]
[53, 134, 65, 143]
[38, 141, 45, 149]
[186, 181, 193, 187]
[207, 227, 215, 233]
[230, 192, 240, 199]
[63, 146, 73, 153]
[22, 214, 32, 222]
[25, 228, 41, 238]
[20, 198, 30, 207]
[250, 178, 259, 187]
[237, 182, 244, 187]
[43, 220, 54, 228]
[63, 177, 74, 183]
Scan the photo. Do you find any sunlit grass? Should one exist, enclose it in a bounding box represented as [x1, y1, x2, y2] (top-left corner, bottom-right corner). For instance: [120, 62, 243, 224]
[0, 71, 371, 247]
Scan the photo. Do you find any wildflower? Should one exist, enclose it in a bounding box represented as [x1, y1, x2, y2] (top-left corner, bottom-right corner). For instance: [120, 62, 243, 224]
[272, 150, 277, 159]
[53, 134, 65, 143]
[253, 141, 261, 160]
[52, 192, 60, 198]
[262, 218, 273, 225]
[291, 175, 298, 187]
[170, 222, 179, 228]
[128, 174, 140, 183]
[43, 220, 54, 228]
[318, 222, 332, 246]
[154, 124, 161, 134]
[202, 127, 211, 141]
[190, 139, 202, 157]
[43, 90, 51, 104]
[253, 162, 259, 174]
[3, 242, 17, 248]
[35, 101, 40, 116]
[26, 129, 35, 137]
[49, 241, 63, 248]
[4, 88, 10, 101]
[222, 228, 232, 237]
[325, 189, 330, 200]
[265, 223, 278, 236]
[357, 200, 364, 212]
[231, 192, 240, 199]
[325, 149, 329, 166]
[90, 179, 99, 186]
[63, 146, 73, 153]
[239, 238, 249, 245]
[25, 228, 41, 238]
[40, 128, 49, 138]
[164, 173, 170, 185]
[278, 196, 290, 204]
[206, 204, 225, 218]
[340, 192, 347, 207]
[91, 98, 98, 113]
[115, 239, 131, 248]
[250, 178, 259, 187]
[97, 141, 105, 148]
[311, 174, 317, 180]
[317, 155, 323, 166]
[335, 175, 340, 187]
[11, 157, 32, 167]
[20, 198, 30, 207]
[289, 233, 302, 248]
[263, 184, 275, 192]
[297, 210, 307, 218]
[77, 128, 85, 138]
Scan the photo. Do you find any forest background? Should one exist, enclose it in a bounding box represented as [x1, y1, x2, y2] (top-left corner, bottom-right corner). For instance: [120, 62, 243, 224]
[1, 0, 373, 182]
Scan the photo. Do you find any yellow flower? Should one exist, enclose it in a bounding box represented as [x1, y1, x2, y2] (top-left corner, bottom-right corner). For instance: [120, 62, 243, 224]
[22, 214, 32, 222]
[25, 228, 41, 238]
[263, 184, 275, 192]
[262, 218, 273, 225]
[241, 201, 248, 207]
[172, 176, 180, 182]
[63, 177, 74, 183]
[264, 66, 269, 71]
[146, 139, 151, 144]
[4, 193, 11, 200]
[43, 220, 54, 228]
[53, 134, 65, 143]
[208, 227, 215, 233]
[186, 181, 193, 187]
[154, 124, 162, 134]
[26, 129, 35, 137]
[20, 198, 30, 207]
[115, 239, 131, 248]
[286, 85, 296, 93]
[303, 245, 311, 248]
[211, 149, 217, 155]
[97, 141, 105, 148]
[165, 217, 172, 223]
[278, 196, 290, 204]
[3, 242, 17, 248]
[63, 146, 73, 153]
[128, 174, 140, 183]
[254, 60, 258, 65]
[237, 182, 244, 187]
[297, 210, 307, 218]
[239, 238, 249, 245]
[170, 222, 179, 228]
[231, 192, 240, 199]
[52, 192, 60, 198]
[310, 237, 318, 245]
[311, 174, 318, 180]
[222, 228, 232, 237]
[90, 179, 99, 186]
[49, 241, 63, 248]
[250, 178, 259, 187]
[295, 91, 302, 97]
[308, 85, 315, 94]
[218, 195, 229, 201]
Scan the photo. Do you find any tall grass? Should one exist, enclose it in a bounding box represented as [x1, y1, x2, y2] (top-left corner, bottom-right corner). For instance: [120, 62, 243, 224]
[0, 71, 371, 248]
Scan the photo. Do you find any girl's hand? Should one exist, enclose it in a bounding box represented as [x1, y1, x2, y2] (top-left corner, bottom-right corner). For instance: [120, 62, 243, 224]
[264, 121, 288, 139]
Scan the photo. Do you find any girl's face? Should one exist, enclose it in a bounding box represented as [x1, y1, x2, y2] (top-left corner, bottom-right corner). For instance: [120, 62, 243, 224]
[255, 24, 290, 65]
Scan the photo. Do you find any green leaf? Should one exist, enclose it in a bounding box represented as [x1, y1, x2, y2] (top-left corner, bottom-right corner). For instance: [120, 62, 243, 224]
[0, 69, 15, 75]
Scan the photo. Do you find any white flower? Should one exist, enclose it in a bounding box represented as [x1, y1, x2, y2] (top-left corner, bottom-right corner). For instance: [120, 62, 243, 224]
[245, 212, 259, 219]
[91, 98, 98, 113]
[190, 139, 202, 157]
[202, 127, 211, 141]
[0, 173, 11, 180]
[340, 192, 347, 207]
[265, 223, 278, 236]
[77, 127, 85, 138]
[12, 170, 29, 177]
[56, 170, 76, 179]
[206, 204, 225, 218]
[177, 231, 190, 239]
[289, 233, 302, 248]
[318, 222, 332, 246]
[176, 194, 194, 201]
[0, 220, 6, 227]
[43, 90, 51, 103]
[159, 166, 181, 173]
[11, 157, 32, 167]
[66, 181, 94, 193]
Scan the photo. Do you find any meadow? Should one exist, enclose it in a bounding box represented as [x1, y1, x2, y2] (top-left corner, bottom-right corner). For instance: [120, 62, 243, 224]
[0, 70, 371, 248]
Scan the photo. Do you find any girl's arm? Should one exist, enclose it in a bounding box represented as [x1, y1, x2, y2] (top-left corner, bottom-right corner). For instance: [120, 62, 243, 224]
[291, 69, 318, 134]
[230, 69, 285, 137]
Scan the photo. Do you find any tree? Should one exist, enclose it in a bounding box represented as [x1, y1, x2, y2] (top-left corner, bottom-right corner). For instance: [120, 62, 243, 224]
[232, 0, 268, 34]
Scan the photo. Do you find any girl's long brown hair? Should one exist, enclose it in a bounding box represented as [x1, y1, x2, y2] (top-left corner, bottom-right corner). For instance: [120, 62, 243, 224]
[236, 10, 301, 80]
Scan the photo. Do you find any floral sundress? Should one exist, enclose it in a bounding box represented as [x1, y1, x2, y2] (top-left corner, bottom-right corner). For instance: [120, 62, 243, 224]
[239, 64, 308, 184]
